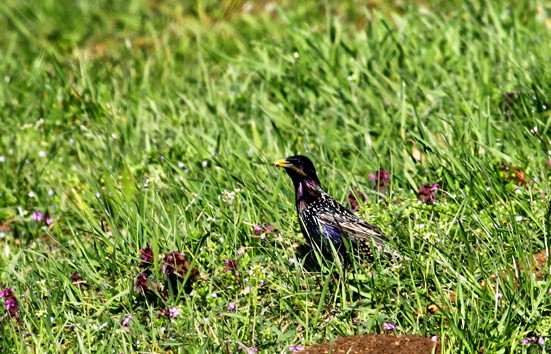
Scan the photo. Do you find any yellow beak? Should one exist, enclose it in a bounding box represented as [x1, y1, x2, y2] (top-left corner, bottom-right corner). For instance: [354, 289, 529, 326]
[272, 159, 291, 168]
[272, 158, 307, 176]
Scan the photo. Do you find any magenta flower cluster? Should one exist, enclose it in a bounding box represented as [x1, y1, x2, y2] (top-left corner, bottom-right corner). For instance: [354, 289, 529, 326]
[31, 211, 53, 225]
[521, 337, 547, 345]
[0, 288, 20, 318]
[345, 168, 442, 210]
[135, 248, 198, 296]
[418, 183, 440, 204]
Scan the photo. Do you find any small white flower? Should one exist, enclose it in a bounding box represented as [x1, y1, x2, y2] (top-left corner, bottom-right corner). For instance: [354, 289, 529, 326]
[201, 160, 208, 167]
[0, 156, 5, 162]
[486, 187, 491, 191]
[220, 190, 236, 204]
[530, 126, 538, 133]
[38, 150, 46, 157]
[242, 2, 253, 12]
[293, 52, 299, 59]
[48, 189, 55, 196]
[111, 133, 117, 140]
[265, 2, 276, 12]
[515, 216, 523, 222]
[95, 193, 102, 199]
[69, 138, 75, 145]
[178, 162, 185, 168]
[28, 191, 35, 198]
[515, 189, 522, 194]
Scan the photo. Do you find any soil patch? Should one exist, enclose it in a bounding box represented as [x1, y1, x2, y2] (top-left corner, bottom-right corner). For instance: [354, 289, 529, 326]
[304, 334, 439, 354]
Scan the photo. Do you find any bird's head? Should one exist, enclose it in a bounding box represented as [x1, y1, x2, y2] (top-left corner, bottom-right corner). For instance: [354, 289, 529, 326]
[272, 155, 321, 187]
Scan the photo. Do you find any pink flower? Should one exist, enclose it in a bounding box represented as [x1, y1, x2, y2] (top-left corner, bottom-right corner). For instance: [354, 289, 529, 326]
[139, 248, 154, 266]
[289, 345, 305, 352]
[383, 322, 395, 331]
[521, 337, 535, 344]
[1, 289, 20, 317]
[253, 225, 262, 233]
[122, 315, 132, 326]
[31, 211, 53, 225]
[225, 259, 238, 272]
[135, 273, 149, 293]
[0, 288, 14, 298]
[430, 335, 439, 342]
[5, 299, 19, 316]
[419, 183, 440, 204]
[547, 159, 551, 167]
[227, 302, 237, 312]
[237, 247, 246, 255]
[539, 337, 547, 345]
[379, 170, 390, 180]
[169, 307, 180, 318]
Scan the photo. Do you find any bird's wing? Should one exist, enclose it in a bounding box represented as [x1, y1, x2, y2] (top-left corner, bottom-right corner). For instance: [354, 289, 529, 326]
[316, 199, 399, 257]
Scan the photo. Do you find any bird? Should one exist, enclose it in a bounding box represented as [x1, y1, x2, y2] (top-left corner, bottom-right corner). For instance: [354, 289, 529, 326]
[272, 155, 399, 261]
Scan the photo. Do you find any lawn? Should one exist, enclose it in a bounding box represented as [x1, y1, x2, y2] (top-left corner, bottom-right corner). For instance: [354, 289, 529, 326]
[1, 0, 551, 352]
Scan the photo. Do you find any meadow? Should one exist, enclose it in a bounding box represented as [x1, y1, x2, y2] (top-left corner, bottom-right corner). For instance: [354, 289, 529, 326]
[1, 0, 551, 352]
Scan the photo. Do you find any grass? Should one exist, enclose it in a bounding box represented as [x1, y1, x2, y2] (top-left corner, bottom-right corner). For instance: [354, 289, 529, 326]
[1, 0, 551, 352]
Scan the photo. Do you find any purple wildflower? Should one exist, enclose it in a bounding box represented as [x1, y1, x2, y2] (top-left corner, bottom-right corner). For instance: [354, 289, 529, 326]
[521, 337, 535, 344]
[122, 315, 132, 326]
[69, 272, 83, 285]
[225, 259, 238, 272]
[383, 322, 396, 331]
[162, 251, 199, 281]
[253, 225, 262, 234]
[345, 186, 367, 212]
[31, 211, 53, 225]
[369, 169, 391, 194]
[139, 247, 154, 268]
[237, 247, 246, 255]
[44, 214, 53, 225]
[135, 273, 149, 293]
[430, 335, 438, 342]
[5, 299, 19, 316]
[1, 288, 20, 317]
[418, 183, 440, 204]
[227, 302, 237, 313]
[539, 337, 547, 345]
[0, 288, 14, 299]
[289, 345, 306, 352]
[169, 307, 180, 318]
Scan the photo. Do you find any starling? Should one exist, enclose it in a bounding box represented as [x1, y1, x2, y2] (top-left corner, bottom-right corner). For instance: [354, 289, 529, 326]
[272, 155, 399, 261]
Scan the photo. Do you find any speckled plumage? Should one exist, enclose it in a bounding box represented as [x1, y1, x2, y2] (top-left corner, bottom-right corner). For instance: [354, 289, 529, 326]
[273, 155, 399, 261]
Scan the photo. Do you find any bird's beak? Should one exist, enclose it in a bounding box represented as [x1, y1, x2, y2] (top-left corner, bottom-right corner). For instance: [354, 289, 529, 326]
[271, 159, 291, 168]
[272, 158, 307, 176]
